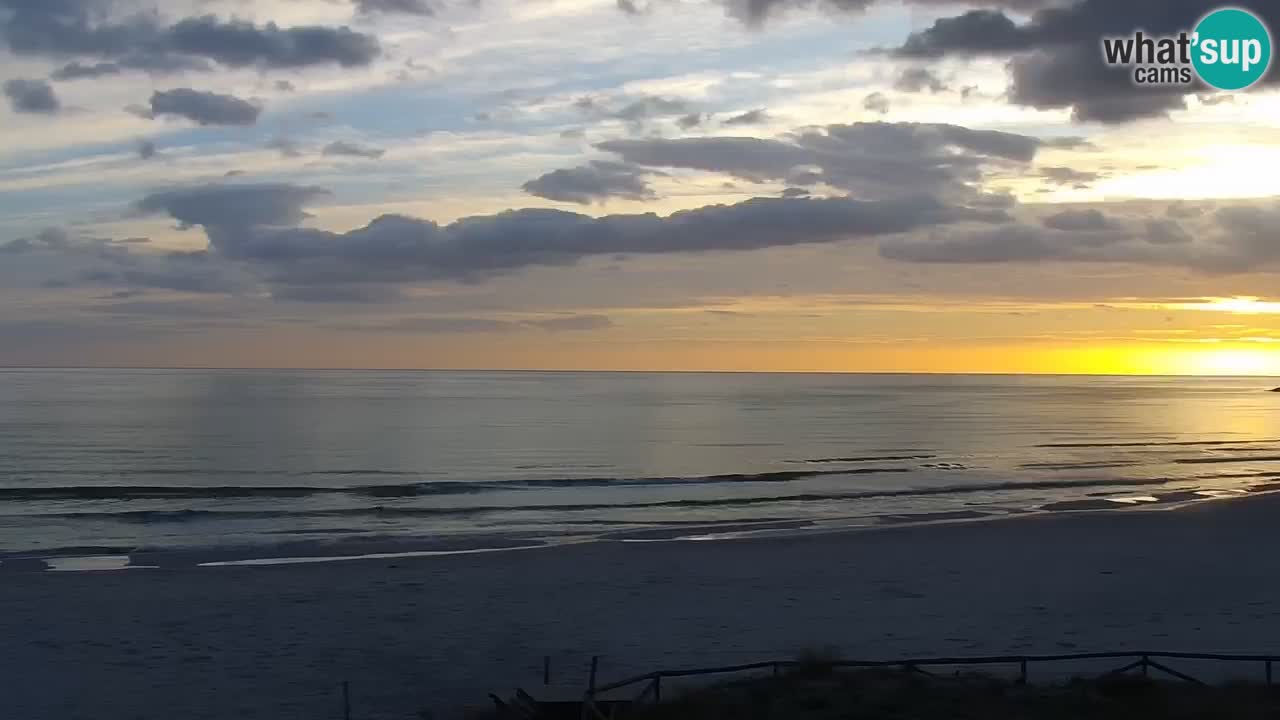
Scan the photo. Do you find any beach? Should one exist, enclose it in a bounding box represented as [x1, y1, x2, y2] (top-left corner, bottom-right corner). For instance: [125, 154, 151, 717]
[4, 493, 1280, 720]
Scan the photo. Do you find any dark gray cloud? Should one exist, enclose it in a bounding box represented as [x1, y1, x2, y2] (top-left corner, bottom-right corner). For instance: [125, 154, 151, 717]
[321, 140, 386, 159]
[1, 227, 73, 255]
[617, 0, 1059, 24]
[3, 77, 60, 113]
[76, 250, 247, 294]
[354, 0, 437, 15]
[893, 67, 949, 93]
[676, 112, 706, 129]
[723, 108, 770, 126]
[862, 91, 890, 114]
[164, 16, 380, 70]
[50, 61, 121, 80]
[616, 0, 651, 15]
[136, 139, 158, 160]
[880, 222, 1125, 263]
[893, 0, 1280, 123]
[2, 226, 248, 294]
[1042, 208, 1114, 231]
[134, 182, 997, 290]
[149, 88, 261, 126]
[522, 161, 656, 204]
[717, 0, 880, 25]
[135, 183, 331, 229]
[1038, 166, 1099, 186]
[1145, 218, 1192, 245]
[880, 200, 1280, 273]
[0, 2, 380, 72]
[597, 121, 1044, 201]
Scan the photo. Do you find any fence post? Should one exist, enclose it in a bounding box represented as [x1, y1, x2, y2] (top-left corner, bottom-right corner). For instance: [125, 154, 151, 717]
[1019, 659, 1028, 685]
[1141, 656, 1150, 678]
[544, 656, 552, 686]
[580, 656, 600, 720]
[343, 681, 351, 720]
[654, 675, 662, 704]
[1267, 660, 1273, 686]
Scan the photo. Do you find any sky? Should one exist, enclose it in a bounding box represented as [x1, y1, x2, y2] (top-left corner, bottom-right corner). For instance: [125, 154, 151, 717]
[2, 0, 1280, 374]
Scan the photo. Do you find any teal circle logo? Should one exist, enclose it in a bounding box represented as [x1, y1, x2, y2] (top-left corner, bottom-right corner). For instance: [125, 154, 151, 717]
[1192, 7, 1272, 90]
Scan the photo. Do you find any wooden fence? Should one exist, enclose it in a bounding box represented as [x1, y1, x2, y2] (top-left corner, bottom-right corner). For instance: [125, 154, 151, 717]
[578, 650, 1280, 720]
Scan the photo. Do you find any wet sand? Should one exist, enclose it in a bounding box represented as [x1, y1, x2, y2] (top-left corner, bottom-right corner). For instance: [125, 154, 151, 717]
[4, 494, 1280, 719]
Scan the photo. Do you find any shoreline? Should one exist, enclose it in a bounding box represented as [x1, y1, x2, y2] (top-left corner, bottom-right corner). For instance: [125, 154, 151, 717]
[4, 483, 1274, 573]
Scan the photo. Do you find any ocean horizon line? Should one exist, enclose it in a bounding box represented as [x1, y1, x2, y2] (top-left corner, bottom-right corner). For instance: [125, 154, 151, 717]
[1, 365, 1278, 379]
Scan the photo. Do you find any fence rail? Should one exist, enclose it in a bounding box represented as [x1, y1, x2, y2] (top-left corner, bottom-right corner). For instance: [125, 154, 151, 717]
[579, 650, 1280, 719]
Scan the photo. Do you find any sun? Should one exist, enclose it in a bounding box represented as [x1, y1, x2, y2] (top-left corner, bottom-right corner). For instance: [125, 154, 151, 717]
[1189, 348, 1277, 376]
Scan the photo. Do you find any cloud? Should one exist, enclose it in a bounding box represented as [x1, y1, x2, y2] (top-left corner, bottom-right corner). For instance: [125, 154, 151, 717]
[3, 78, 60, 114]
[879, 199, 1280, 273]
[135, 183, 331, 229]
[612, 95, 691, 122]
[134, 182, 996, 291]
[522, 161, 656, 204]
[862, 91, 890, 114]
[1038, 166, 1099, 186]
[677, 112, 706, 129]
[267, 136, 304, 158]
[618, 0, 1059, 25]
[164, 16, 380, 70]
[75, 250, 248, 294]
[354, 0, 437, 15]
[136, 139, 158, 160]
[892, 0, 1280, 123]
[322, 140, 386, 159]
[2, 226, 249, 295]
[0, 3, 380, 72]
[719, 0, 874, 24]
[723, 108, 770, 126]
[149, 88, 262, 126]
[597, 121, 1046, 201]
[1042, 208, 1114, 231]
[880, 222, 1124, 263]
[50, 61, 122, 80]
[893, 67, 949, 93]
[1145, 219, 1192, 245]
[360, 314, 614, 333]
[272, 284, 405, 303]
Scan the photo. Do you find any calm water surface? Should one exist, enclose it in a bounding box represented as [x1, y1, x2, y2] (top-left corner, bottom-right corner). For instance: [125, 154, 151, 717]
[1, 369, 1277, 565]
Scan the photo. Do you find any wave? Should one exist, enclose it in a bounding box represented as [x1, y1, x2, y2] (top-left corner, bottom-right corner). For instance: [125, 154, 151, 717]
[0, 467, 909, 502]
[1175, 455, 1280, 465]
[792, 454, 936, 464]
[1035, 439, 1280, 448]
[1020, 461, 1144, 470]
[8, 475, 1196, 524]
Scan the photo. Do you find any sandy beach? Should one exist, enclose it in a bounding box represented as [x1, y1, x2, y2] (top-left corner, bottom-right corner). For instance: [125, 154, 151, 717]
[4, 494, 1280, 720]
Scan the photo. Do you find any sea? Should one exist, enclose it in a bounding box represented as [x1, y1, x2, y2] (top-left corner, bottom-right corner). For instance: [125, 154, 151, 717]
[1, 369, 1278, 570]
